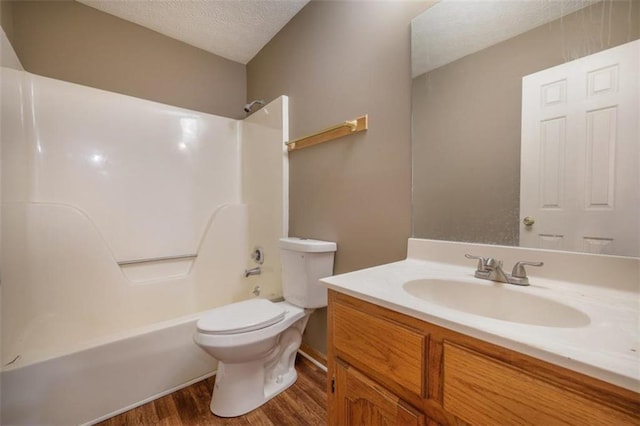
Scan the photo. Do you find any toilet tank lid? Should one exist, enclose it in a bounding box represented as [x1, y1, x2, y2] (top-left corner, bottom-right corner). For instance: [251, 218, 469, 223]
[279, 237, 337, 253]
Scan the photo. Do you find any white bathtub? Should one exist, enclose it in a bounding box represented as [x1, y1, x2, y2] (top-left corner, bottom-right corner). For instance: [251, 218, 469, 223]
[1, 312, 217, 425]
[0, 70, 290, 425]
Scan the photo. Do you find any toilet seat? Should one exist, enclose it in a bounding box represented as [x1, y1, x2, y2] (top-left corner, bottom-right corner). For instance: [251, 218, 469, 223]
[194, 301, 306, 353]
[197, 299, 285, 335]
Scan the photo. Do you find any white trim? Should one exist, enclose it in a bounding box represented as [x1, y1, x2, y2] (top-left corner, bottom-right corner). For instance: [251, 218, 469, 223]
[85, 349, 323, 425]
[83, 370, 217, 426]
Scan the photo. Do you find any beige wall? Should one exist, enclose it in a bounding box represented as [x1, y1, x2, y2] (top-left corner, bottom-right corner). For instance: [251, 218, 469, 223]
[248, 0, 431, 353]
[2, 0, 246, 119]
[412, 0, 640, 245]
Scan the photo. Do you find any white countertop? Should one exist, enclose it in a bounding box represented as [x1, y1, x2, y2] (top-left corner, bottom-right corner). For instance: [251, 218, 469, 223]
[320, 239, 640, 393]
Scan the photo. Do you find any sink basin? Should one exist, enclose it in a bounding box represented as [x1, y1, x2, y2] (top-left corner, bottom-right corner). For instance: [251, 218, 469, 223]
[403, 279, 590, 327]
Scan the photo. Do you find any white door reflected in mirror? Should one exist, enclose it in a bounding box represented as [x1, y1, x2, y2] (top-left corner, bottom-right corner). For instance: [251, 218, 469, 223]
[520, 40, 639, 257]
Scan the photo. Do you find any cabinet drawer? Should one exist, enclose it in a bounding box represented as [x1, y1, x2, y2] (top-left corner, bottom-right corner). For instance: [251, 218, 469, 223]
[443, 343, 638, 425]
[333, 301, 426, 396]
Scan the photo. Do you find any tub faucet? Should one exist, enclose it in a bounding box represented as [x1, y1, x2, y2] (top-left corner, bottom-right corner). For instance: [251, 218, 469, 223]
[245, 266, 262, 277]
[465, 254, 543, 286]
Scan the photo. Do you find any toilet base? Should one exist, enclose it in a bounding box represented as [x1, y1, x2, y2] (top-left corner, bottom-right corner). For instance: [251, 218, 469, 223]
[201, 306, 311, 418]
[210, 359, 298, 417]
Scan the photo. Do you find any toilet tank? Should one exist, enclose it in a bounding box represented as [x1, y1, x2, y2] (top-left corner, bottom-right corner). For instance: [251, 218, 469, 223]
[279, 237, 337, 308]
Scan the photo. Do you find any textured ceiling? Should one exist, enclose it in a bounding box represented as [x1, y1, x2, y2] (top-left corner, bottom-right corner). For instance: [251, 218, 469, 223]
[78, 0, 310, 64]
[412, 0, 600, 77]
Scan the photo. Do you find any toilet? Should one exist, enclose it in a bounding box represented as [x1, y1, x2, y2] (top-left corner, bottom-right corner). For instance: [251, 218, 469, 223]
[193, 237, 336, 417]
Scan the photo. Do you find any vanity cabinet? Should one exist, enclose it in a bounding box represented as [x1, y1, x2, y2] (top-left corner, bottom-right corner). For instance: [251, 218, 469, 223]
[327, 290, 640, 425]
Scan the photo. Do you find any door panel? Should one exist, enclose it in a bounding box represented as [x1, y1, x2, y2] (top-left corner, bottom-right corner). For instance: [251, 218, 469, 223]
[335, 362, 425, 426]
[520, 40, 639, 256]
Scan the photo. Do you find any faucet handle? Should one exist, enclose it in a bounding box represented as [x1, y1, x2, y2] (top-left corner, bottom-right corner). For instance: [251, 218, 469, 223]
[511, 261, 544, 278]
[465, 254, 489, 271]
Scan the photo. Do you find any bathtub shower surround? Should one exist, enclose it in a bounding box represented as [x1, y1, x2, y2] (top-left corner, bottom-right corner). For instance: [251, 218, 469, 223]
[0, 67, 289, 425]
[1, 67, 244, 366]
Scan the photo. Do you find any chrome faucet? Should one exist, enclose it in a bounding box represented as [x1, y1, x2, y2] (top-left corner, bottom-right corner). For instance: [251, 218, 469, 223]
[465, 254, 543, 286]
[484, 257, 510, 283]
[244, 266, 262, 277]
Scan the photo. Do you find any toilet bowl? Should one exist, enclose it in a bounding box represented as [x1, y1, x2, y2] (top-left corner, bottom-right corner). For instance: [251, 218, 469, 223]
[194, 299, 308, 417]
[193, 237, 336, 417]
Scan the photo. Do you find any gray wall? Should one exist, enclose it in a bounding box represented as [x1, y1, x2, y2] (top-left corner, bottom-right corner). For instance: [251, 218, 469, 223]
[412, 0, 640, 245]
[248, 0, 431, 353]
[2, 0, 246, 119]
[2, 0, 432, 356]
[0, 1, 13, 39]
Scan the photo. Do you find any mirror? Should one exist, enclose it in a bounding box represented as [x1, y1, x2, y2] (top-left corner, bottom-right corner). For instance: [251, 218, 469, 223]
[411, 0, 639, 257]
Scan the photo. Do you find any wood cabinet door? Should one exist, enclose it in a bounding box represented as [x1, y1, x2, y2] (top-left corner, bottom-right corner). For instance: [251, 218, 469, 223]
[335, 361, 425, 426]
[443, 343, 639, 425]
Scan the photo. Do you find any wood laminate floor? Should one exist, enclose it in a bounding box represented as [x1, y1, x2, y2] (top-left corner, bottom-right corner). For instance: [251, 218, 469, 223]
[97, 356, 327, 426]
